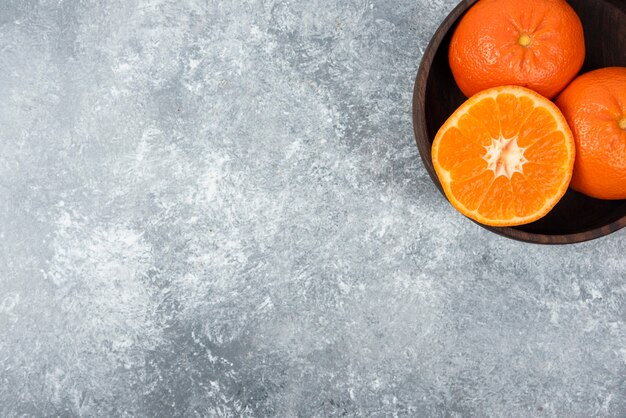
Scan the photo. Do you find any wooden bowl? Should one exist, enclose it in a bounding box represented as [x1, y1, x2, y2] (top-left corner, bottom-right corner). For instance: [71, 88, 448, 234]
[413, 0, 626, 244]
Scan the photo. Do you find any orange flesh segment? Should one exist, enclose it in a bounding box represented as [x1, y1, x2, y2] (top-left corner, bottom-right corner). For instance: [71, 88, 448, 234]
[510, 173, 546, 216]
[431, 86, 575, 227]
[478, 176, 516, 221]
[518, 106, 559, 147]
[436, 128, 485, 171]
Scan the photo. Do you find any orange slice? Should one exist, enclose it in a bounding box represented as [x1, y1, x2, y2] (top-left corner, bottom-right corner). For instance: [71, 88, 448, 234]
[431, 86, 575, 227]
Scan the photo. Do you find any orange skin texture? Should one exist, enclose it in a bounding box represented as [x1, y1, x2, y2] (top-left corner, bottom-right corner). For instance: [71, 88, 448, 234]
[449, 0, 585, 99]
[555, 67, 626, 200]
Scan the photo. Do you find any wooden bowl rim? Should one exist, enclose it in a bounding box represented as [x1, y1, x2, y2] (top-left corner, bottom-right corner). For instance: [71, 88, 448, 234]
[412, 0, 626, 245]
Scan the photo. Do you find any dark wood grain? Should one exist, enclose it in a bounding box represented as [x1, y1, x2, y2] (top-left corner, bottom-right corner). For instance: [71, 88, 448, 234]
[413, 0, 626, 244]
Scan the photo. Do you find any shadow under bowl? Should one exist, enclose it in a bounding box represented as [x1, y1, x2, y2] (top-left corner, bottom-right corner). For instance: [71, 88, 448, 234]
[413, 0, 626, 244]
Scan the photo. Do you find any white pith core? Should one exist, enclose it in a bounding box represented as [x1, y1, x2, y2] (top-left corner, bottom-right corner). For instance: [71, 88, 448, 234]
[483, 136, 528, 178]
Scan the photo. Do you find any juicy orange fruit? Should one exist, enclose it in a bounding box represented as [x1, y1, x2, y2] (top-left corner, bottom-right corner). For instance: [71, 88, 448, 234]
[432, 86, 575, 227]
[556, 67, 626, 200]
[449, 0, 585, 99]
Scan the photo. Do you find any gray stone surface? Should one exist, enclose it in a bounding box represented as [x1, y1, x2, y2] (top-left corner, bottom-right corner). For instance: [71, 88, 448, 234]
[0, 0, 624, 416]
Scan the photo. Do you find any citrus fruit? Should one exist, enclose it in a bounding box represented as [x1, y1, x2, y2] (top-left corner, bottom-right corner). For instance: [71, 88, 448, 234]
[431, 86, 575, 227]
[555, 67, 626, 200]
[449, 0, 585, 99]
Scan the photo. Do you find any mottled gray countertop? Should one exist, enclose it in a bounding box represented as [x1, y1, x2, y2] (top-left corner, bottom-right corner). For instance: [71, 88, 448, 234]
[0, 0, 624, 416]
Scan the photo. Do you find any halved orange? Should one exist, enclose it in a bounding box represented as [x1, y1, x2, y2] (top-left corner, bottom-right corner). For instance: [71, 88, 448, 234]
[431, 86, 575, 227]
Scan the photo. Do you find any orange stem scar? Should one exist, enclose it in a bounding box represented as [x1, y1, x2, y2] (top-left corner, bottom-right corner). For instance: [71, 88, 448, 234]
[518, 34, 532, 47]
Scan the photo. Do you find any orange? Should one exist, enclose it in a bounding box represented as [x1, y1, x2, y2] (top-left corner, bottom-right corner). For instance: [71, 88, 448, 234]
[555, 67, 626, 200]
[432, 86, 575, 226]
[449, 0, 585, 99]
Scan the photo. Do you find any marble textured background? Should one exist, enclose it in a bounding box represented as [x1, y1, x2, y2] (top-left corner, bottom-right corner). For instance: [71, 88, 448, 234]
[0, 0, 625, 416]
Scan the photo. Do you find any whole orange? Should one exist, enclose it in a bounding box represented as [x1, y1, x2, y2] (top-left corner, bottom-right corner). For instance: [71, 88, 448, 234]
[555, 67, 626, 200]
[449, 0, 585, 99]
